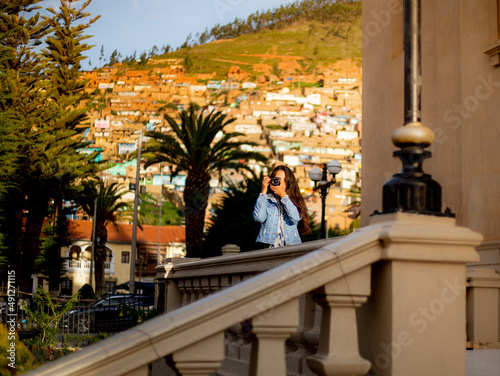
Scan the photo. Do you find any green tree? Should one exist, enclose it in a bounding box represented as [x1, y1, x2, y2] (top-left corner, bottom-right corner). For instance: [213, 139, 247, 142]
[75, 180, 130, 297]
[183, 48, 194, 73]
[203, 175, 263, 257]
[142, 107, 267, 257]
[109, 49, 121, 65]
[3, 0, 101, 292]
[0, 324, 35, 374]
[344, 182, 361, 219]
[0, 0, 59, 292]
[42, 0, 99, 101]
[36, 215, 71, 295]
[138, 193, 184, 226]
[22, 287, 80, 347]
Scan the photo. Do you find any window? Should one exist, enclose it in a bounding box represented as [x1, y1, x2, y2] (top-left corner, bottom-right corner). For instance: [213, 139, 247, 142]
[121, 251, 130, 263]
[105, 281, 116, 294]
[148, 253, 158, 264]
[69, 245, 81, 260]
[60, 280, 73, 296]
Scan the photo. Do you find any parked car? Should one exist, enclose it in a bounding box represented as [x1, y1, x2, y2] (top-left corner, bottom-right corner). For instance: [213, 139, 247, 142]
[61, 294, 155, 333]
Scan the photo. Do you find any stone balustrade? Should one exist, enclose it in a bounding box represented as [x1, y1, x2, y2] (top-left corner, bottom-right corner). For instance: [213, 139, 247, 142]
[26, 213, 481, 376]
[466, 268, 500, 348]
[65, 260, 112, 271]
[155, 238, 339, 314]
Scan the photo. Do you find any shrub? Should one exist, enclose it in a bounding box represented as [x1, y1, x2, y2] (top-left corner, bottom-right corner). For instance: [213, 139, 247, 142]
[78, 284, 95, 300]
[61, 332, 108, 349]
[22, 288, 80, 347]
[27, 345, 65, 365]
[0, 324, 36, 375]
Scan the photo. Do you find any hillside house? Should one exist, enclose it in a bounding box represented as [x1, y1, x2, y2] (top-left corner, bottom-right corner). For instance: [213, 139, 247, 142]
[278, 61, 302, 75]
[122, 70, 151, 84]
[221, 82, 241, 91]
[62, 220, 185, 296]
[176, 76, 198, 85]
[207, 80, 222, 90]
[197, 72, 217, 80]
[227, 66, 249, 81]
[252, 63, 272, 72]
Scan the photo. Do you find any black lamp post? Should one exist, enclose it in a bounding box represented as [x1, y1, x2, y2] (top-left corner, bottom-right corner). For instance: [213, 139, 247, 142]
[309, 160, 342, 239]
[380, 0, 452, 217]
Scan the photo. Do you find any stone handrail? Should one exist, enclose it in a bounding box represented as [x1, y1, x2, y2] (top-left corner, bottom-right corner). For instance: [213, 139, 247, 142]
[155, 237, 342, 313]
[26, 213, 481, 376]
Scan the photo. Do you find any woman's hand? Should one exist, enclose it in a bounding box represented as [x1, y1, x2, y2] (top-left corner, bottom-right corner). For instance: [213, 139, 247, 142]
[270, 178, 287, 198]
[261, 176, 271, 194]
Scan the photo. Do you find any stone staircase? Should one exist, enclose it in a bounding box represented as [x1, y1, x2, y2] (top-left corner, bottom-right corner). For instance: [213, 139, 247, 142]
[26, 213, 481, 376]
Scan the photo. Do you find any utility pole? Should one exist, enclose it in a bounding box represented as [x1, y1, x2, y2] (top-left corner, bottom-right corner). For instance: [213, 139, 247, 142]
[129, 131, 142, 295]
[158, 165, 162, 266]
[89, 197, 98, 287]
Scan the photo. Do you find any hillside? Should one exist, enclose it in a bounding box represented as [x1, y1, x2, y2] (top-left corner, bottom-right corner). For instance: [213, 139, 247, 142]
[158, 20, 361, 79]
[112, 0, 362, 80]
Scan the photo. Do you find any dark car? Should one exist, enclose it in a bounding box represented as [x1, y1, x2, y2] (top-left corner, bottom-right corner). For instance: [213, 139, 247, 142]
[62, 294, 155, 334]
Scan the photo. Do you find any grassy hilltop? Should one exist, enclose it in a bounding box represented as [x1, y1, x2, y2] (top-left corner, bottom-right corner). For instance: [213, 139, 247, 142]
[119, 0, 362, 78]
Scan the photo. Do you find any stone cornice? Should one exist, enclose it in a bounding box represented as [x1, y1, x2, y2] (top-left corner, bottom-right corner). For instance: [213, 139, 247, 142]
[484, 39, 500, 67]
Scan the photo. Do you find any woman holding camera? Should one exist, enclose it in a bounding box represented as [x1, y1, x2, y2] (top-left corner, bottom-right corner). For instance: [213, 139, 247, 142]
[253, 165, 311, 248]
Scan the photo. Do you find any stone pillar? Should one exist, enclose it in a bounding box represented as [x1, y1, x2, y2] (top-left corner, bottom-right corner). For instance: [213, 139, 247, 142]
[250, 298, 300, 376]
[307, 266, 372, 376]
[221, 244, 241, 256]
[357, 213, 481, 376]
[466, 268, 500, 347]
[155, 257, 200, 313]
[173, 332, 225, 376]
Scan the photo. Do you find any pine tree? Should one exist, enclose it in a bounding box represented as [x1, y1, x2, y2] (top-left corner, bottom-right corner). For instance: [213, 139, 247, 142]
[0, 0, 101, 292]
[37, 0, 101, 293]
[0, 0, 55, 292]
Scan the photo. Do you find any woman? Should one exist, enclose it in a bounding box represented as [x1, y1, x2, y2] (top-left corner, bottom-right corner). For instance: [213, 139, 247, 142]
[253, 165, 312, 248]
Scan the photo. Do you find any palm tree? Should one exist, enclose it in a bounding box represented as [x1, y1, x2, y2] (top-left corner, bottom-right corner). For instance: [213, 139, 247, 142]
[203, 174, 264, 257]
[344, 183, 361, 219]
[142, 106, 267, 258]
[76, 180, 130, 296]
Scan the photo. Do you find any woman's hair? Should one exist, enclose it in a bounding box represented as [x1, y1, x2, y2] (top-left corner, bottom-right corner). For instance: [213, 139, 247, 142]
[270, 165, 312, 235]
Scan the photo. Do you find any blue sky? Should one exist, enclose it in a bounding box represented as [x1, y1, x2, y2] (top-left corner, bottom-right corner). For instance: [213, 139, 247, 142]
[41, 0, 295, 69]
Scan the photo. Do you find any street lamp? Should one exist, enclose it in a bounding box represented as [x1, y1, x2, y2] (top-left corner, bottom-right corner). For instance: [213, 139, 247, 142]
[380, 0, 452, 217]
[309, 160, 342, 239]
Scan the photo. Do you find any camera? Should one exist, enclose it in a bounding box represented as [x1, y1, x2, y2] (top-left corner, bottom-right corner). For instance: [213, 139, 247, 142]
[270, 177, 281, 186]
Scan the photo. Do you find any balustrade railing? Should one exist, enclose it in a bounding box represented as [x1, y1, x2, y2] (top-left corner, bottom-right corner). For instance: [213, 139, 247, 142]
[65, 260, 112, 271]
[155, 238, 339, 314]
[26, 213, 481, 376]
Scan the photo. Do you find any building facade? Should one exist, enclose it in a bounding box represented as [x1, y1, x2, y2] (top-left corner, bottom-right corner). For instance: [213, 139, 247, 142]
[362, 0, 500, 272]
[61, 220, 186, 296]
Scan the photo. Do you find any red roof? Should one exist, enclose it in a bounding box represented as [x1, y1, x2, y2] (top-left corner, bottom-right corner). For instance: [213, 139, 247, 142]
[67, 220, 185, 245]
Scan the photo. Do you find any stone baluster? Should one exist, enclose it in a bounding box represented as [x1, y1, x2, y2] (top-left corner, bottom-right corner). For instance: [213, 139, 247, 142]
[191, 278, 202, 301]
[221, 243, 241, 256]
[287, 293, 319, 375]
[307, 266, 371, 376]
[122, 365, 149, 376]
[173, 332, 225, 376]
[250, 298, 300, 376]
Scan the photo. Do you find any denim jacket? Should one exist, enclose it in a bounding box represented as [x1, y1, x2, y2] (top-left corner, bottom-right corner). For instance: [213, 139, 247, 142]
[253, 193, 302, 245]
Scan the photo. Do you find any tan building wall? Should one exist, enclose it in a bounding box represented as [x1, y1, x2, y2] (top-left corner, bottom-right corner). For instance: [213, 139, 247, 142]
[64, 240, 185, 296]
[362, 0, 500, 347]
[362, 0, 500, 245]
